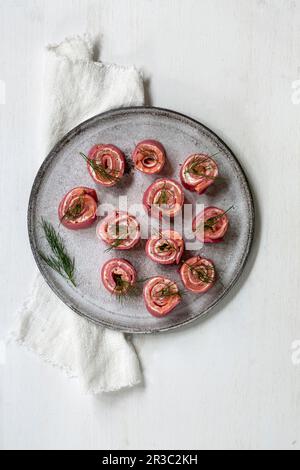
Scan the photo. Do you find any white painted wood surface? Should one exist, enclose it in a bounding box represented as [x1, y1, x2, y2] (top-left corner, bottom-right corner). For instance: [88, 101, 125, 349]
[1, 0, 300, 450]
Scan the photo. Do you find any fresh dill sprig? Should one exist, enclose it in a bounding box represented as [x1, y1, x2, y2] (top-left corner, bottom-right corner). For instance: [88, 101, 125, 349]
[80, 152, 119, 183]
[184, 153, 220, 180]
[154, 281, 184, 300]
[38, 218, 76, 286]
[112, 275, 149, 303]
[150, 229, 176, 253]
[157, 240, 176, 253]
[184, 156, 210, 175]
[104, 225, 131, 253]
[104, 238, 124, 253]
[113, 275, 132, 295]
[61, 195, 84, 222]
[203, 206, 234, 230]
[182, 261, 214, 284]
[156, 184, 169, 206]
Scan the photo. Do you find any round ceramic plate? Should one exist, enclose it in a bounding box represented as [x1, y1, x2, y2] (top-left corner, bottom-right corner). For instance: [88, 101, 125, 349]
[28, 107, 254, 333]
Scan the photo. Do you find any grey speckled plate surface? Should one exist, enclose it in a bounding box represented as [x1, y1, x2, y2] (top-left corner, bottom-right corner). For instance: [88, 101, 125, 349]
[28, 107, 254, 333]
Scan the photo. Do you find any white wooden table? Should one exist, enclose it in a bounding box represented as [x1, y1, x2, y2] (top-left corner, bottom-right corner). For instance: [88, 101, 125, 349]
[1, 0, 300, 450]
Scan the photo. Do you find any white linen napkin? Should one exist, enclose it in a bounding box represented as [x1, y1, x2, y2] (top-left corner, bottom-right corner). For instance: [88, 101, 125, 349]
[10, 35, 144, 393]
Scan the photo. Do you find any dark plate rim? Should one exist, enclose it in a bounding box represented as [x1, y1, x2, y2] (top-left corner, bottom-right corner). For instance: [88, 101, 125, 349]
[28, 106, 255, 334]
